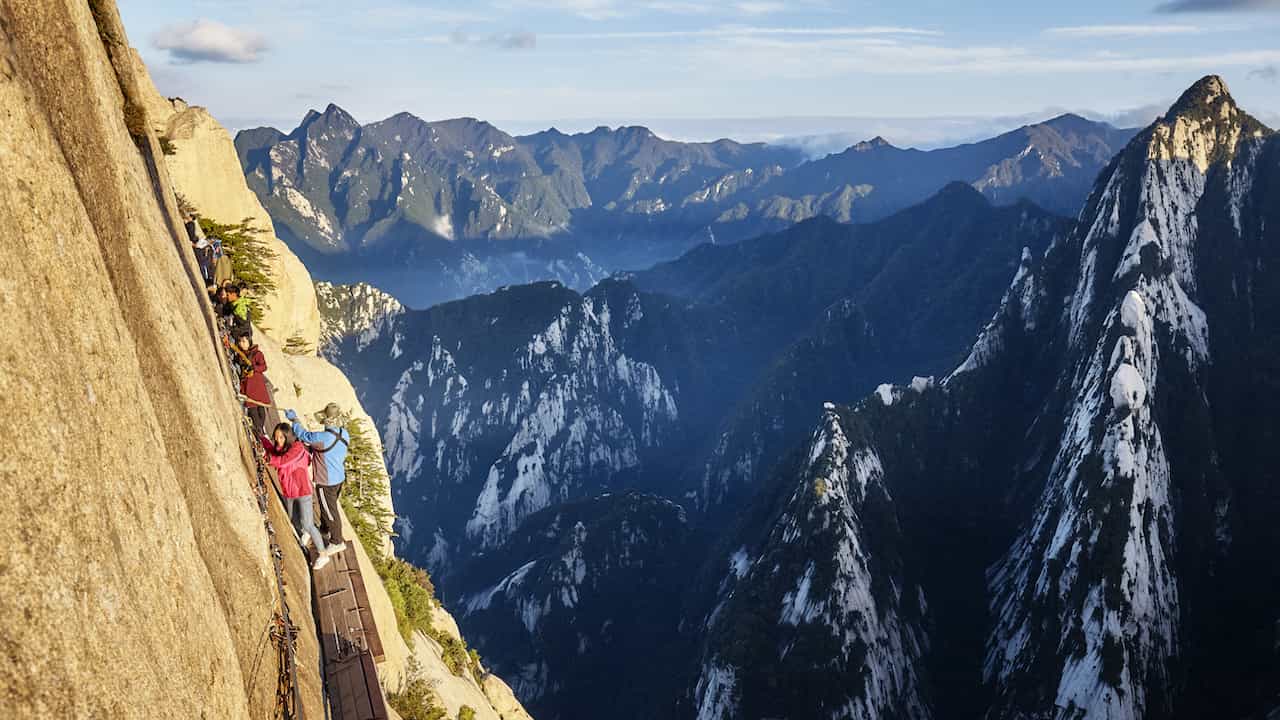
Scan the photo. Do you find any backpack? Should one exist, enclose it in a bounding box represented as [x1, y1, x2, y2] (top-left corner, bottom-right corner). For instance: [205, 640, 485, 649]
[309, 428, 348, 486]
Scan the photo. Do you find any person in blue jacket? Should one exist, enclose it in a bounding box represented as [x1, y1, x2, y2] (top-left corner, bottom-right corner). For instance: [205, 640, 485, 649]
[286, 402, 350, 555]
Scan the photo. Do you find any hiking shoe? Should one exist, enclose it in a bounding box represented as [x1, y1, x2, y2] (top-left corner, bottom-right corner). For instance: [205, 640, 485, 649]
[324, 542, 347, 557]
[299, 533, 313, 550]
[313, 554, 331, 571]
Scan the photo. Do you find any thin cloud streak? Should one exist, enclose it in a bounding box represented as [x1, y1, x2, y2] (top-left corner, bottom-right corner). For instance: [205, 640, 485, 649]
[1156, 0, 1280, 12]
[1044, 24, 1202, 37]
[535, 25, 944, 40]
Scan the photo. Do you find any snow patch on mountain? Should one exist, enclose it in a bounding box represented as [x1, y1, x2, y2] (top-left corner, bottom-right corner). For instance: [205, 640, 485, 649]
[982, 88, 1258, 716]
[316, 281, 405, 359]
[695, 408, 930, 720]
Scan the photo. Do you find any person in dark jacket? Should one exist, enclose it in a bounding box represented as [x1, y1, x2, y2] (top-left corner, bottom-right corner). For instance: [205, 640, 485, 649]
[235, 335, 270, 435]
[186, 219, 213, 281]
[222, 284, 252, 340]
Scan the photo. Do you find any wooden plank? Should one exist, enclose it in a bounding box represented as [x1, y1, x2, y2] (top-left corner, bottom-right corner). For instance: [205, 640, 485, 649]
[346, 554, 385, 661]
[359, 650, 389, 720]
[312, 515, 388, 718]
[334, 658, 356, 720]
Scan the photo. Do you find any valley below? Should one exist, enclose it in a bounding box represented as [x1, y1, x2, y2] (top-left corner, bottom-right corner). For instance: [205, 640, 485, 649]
[305, 78, 1280, 720]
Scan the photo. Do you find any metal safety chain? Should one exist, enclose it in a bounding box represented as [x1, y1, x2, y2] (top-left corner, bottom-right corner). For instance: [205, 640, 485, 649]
[221, 322, 303, 720]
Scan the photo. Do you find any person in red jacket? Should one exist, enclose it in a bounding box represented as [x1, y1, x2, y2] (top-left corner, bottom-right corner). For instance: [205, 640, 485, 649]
[260, 423, 331, 570]
[235, 335, 270, 436]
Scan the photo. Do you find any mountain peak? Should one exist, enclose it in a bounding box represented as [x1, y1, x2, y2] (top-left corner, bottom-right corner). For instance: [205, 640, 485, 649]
[1148, 74, 1268, 172]
[1042, 112, 1107, 133]
[853, 136, 893, 151]
[1165, 75, 1233, 121]
[293, 102, 358, 137]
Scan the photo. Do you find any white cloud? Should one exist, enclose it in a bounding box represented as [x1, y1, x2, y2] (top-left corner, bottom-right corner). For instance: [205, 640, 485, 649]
[1044, 24, 1202, 37]
[501, 0, 821, 20]
[498, 0, 623, 20]
[495, 31, 538, 49]
[734, 1, 788, 14]
[151, 19, 269, 64]
[1250, 64, 1279, 81]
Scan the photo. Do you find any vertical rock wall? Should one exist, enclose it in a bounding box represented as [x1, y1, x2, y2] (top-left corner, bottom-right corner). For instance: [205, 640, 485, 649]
[0, 1, 321, 716]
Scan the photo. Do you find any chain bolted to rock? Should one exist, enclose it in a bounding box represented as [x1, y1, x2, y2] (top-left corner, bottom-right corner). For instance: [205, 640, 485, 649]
[221, 327, 304, 720]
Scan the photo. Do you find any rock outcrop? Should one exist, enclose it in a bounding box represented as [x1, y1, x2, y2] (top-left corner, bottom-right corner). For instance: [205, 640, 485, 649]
[130, 49, 321, 350]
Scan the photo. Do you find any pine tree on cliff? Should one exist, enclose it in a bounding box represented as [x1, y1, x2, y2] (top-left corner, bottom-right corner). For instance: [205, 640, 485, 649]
[197, 216, 278, 323]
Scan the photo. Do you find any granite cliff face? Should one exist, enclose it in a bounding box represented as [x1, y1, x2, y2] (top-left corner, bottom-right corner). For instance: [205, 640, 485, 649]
[130, 49, 321, 350]
[0, 3, 532, 718]
[0, 1, 311, 715]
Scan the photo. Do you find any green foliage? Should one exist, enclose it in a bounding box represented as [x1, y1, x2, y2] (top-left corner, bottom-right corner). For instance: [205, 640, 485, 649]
[283, 333, 313, 355]
[457, 706, 476, 720]
[813, 477, 828, 499]
[386, 657, 447, 720]
[431, 628, 472, 678]
[341, 417, 396, 565]
[159, 135, 177, 155]
[338, 419, 483, 680]
[197, 216, 278, 324]
[379, 556, 437, 643]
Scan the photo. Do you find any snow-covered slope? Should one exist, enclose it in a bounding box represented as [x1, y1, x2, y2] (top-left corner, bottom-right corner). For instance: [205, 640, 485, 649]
[456, 492, 691, 719]
[316, 281, 405, 362]
[329, 280, 681, 581]
[979, 74, 1273, 720]
[694, 406, 931, 720]
[724, 75, 1280, 720]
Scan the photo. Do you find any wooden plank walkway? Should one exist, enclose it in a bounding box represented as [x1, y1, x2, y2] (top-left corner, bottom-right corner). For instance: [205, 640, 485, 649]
[257, 380, 388, 720]
[313, 544, 390, 720]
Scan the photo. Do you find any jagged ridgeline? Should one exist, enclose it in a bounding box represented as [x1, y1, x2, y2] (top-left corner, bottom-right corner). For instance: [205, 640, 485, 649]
[238, 101, 1132, 308]
[693, 77, 1280, 719]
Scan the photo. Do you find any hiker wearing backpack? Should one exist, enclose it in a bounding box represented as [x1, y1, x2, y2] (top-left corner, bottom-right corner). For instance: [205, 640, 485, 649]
[187, 220, 214, 282]
[211, 235, 232, 287]
[286, 402, 350, 556]
[260, 422, 331, 570]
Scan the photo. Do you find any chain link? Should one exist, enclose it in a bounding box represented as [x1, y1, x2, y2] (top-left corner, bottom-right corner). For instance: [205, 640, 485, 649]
[222, 321, 303, 719]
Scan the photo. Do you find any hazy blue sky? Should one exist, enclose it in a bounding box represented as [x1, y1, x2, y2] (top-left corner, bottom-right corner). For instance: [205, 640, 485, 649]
[120, 0, 1280, 147]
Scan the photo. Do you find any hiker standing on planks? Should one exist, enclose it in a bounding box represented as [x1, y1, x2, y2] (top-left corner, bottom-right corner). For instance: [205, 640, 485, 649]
[260, 423, 331, 570]
[286, 403, 350, 556]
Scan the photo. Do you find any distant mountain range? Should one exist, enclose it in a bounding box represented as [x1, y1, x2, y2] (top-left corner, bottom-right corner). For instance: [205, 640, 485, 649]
[238, 107, 1134, 307]
[316, 77, 1280, 720]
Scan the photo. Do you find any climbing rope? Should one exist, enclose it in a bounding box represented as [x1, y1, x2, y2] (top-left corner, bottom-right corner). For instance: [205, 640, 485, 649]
[221, 322, 303, 720]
